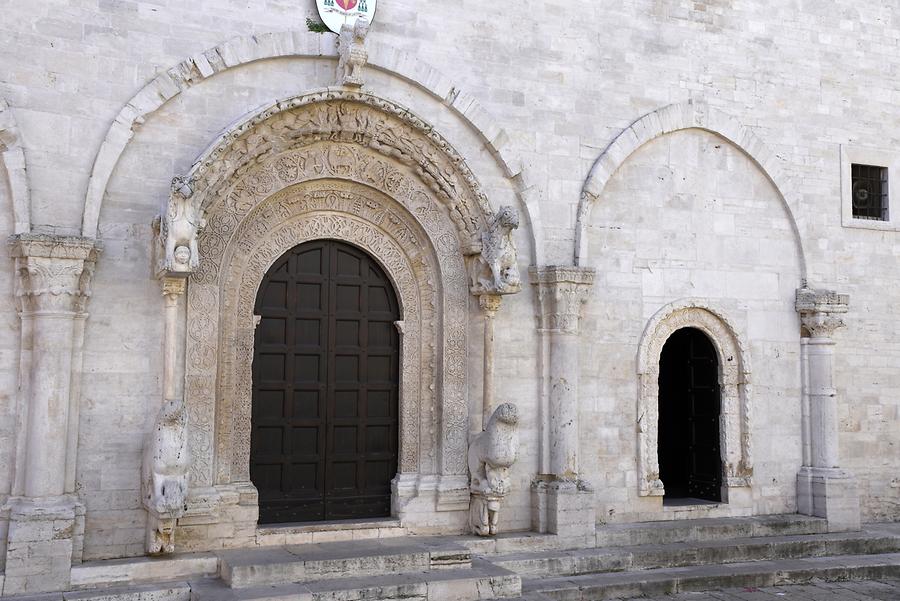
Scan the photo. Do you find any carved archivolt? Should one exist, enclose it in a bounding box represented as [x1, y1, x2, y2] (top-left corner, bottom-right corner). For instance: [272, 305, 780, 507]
[181, 93, 480, 494]
[636, 300, 753, 497]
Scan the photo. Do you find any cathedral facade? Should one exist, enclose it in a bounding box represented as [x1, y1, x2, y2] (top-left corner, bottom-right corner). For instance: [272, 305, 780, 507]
[0, 0, 898, 595]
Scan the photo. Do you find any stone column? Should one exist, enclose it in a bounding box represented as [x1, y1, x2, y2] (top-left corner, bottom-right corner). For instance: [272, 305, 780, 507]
[530, 266, 596, 538]
[795, 288, 860, 532]
[479, 294, 502, 430]
[5, 234, 100, 594]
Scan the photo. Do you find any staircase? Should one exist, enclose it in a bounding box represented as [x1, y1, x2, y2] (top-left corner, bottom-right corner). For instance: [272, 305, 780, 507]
[7, 516, 899, 601]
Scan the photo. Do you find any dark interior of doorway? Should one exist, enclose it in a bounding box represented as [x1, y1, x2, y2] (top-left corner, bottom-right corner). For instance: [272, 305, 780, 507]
[251, 240, 400, 524]
[658, 327, 723, 504]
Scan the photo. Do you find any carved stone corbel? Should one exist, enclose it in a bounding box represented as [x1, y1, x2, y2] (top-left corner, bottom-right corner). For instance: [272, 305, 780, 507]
[155, 176, 205, 278]
[469, 206, 522, 297]
[336, 18, 370, 87]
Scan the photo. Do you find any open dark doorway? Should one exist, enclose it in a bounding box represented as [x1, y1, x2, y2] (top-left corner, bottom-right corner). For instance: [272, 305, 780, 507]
[658, 327, 723, 503]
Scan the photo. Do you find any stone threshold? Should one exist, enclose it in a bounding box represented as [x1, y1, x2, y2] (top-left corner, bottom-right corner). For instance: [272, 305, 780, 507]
[258, 516, 402, 534]
[255, 516, 407, 546]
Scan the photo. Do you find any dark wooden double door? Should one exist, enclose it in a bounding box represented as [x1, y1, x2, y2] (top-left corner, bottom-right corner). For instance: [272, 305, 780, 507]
[251, 240, 400, 524]
[658, 327, 723, 502]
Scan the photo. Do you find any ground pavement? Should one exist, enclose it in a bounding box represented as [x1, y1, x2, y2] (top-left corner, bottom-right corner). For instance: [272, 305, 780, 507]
[632, 578, 900, 601]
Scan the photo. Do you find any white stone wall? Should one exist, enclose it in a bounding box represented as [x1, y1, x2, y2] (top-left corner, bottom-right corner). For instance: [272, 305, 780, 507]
[0, 0, 897, 563]
[581, 130, 804, 521]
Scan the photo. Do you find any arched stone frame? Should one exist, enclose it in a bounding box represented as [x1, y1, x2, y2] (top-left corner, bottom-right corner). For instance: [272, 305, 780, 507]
[0, 98, 31, 234]
[79, 31, 544, 265]
[574, 99, 807, 281]
[178, 90, 489, 524]
[636, 300, 753, 498]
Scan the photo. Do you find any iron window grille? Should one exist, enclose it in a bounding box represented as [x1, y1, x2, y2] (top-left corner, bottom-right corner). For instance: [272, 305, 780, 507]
[851, 163, 889, 221]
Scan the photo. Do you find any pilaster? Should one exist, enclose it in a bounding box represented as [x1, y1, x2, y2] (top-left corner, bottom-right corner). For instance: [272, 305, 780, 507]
[795, 288, 860, 532]
[5, 234, 100, 594]
[530, 266, 596, 536]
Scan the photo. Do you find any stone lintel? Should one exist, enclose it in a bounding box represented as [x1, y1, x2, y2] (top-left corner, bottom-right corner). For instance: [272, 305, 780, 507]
[530, 265, 596, 334]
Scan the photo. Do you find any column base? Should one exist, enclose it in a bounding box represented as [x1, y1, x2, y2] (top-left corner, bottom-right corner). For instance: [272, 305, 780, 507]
[797, 467, 861, 532]
[3, 495, 82, 595]
[531, 478, 596, 539]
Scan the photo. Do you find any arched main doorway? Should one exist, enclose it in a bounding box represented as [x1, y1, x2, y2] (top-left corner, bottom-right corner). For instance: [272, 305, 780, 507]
[251, 239, 401, 524]
[658, 327, 723, 503]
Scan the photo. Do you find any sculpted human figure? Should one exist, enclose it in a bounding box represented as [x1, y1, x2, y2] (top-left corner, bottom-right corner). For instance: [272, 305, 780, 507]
[162, 176, 205, 273]
[471, 206, 522, 295]
[141, 397, 189, 554]
[469, 403, 520, 536]
[337, 18, 370, 87]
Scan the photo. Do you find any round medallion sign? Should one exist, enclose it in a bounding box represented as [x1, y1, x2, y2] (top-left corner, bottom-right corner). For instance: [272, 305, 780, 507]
[316, 0, 377, 34]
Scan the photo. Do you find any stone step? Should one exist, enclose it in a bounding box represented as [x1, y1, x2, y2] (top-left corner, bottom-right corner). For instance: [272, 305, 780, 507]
[218, 536, 472, 588]
[593, 513, 828, 547]
[2, 581, 192, 601]
[191, 560, 521, 601]
[491, 528, 900, 577]
[521, 552, 900, 600]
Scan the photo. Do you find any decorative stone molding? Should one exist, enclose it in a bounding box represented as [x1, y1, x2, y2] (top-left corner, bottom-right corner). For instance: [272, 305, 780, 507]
[174, 105, 479, 525]
[636, 300, 753, 497]
[574, 99, 806, 279]
[796, 288, 849, 338]
[531, 266, 595, 334]
[469, 403, 520, 536]
[0, 98, 31, 234]
[9, 234, 100, 315]
[336, 18, 369, 87]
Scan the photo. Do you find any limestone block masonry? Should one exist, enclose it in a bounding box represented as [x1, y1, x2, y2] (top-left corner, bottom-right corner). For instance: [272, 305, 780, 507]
[0, 0, 898, 592]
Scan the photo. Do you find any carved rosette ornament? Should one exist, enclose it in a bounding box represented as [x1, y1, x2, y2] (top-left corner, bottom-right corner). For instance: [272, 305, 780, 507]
[796, 288, 849, 339]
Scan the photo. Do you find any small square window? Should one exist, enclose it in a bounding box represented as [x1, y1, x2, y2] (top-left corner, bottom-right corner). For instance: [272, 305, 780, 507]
[851, 163, 888, 221]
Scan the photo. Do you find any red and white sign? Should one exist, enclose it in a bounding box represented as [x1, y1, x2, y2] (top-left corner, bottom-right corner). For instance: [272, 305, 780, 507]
[316, 0, 377, 34]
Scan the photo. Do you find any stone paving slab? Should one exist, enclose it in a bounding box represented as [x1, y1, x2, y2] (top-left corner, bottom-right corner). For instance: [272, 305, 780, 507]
[630, 578, 900, 600]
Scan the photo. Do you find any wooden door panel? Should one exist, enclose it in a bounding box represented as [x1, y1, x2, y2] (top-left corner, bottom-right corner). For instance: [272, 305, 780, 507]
[252, 240, 399, 524]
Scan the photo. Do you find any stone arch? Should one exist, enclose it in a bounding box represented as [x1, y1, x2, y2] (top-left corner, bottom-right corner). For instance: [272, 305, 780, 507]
[636, 300, 753, 498]
[80, 32, 543, 263]
[575, 100, 806, 280]
[179, 93, 484, 528]
[0, 98, 31, 234]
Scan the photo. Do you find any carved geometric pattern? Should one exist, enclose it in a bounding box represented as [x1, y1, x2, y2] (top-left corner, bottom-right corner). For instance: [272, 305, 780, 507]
[636, 300, 753, 497]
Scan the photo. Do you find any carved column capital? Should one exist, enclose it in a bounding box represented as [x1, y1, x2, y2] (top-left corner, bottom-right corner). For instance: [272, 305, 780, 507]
[530, 266, 595, 334]
[479, 293, 503, 317]
[796, 288, 849, 338]
[9, 234, 101, 315]
[161, 276, 187, 300]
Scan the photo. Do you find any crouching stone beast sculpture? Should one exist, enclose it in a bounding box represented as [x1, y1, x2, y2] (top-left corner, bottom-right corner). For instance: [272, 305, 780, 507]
[468, 403, 520, 536]
[141, 396, 189, 554]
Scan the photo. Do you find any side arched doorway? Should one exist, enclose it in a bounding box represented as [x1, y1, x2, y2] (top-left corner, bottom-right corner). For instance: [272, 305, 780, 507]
[658, 327, 723, 503]
[251, 239, 401, 524]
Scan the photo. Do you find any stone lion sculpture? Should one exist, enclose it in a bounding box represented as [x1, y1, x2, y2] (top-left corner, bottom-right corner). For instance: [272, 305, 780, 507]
[161, 176, 205, 274]
[468, 403, 520, 536]
[141, 396, 189, 555]
[337, 18, 370, 87]
[470, 206, 522, 295]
